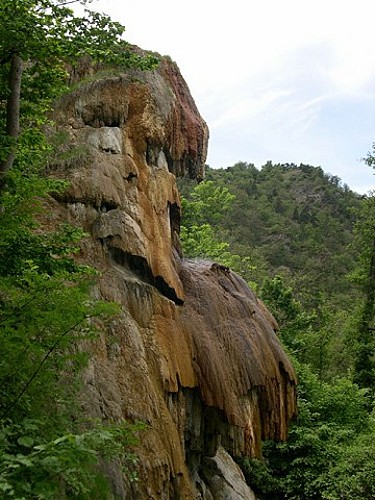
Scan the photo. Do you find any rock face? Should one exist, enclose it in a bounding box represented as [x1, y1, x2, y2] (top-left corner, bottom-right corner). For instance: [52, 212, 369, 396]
[51, 56, 297, 499]
[201, 446, 256, 500]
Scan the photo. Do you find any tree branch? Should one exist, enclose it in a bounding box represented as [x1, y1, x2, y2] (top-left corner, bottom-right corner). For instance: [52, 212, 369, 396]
[3, 321, 81, 415]
[0, 53, 23, 188]
[55, 0, 92, 6]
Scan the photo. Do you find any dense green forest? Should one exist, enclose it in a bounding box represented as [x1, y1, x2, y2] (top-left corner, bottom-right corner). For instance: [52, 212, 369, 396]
[179, 162, 375, 499]
[180, 162, 361, 304]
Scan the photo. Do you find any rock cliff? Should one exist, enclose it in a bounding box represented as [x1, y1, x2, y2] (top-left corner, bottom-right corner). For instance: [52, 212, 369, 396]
[50, 56, 297, 499]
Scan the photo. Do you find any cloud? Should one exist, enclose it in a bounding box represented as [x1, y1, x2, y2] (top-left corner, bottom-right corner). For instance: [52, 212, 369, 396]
[208, 89, 293, 128]
[203, 43, 335, 140]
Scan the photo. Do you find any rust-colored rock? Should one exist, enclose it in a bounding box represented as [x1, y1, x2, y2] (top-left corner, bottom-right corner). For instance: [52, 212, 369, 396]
[179, 260, 296, 457]
[49, 55, 296, 499]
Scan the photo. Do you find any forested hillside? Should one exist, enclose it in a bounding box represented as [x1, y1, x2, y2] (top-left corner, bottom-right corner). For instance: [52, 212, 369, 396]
[180, 161, 361, 305]
[179, 161, 375, 499]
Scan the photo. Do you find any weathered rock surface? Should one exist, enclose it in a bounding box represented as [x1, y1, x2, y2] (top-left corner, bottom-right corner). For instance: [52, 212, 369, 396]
[201, 446, 256, 500]
[50, 56, 297, 499]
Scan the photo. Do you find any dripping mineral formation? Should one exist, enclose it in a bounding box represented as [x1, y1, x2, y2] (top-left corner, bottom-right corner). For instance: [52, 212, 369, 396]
[49, 56, 297, 499]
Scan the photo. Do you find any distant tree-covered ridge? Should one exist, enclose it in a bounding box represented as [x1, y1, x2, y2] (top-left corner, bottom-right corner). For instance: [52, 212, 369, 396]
[180, 161, 362, 307]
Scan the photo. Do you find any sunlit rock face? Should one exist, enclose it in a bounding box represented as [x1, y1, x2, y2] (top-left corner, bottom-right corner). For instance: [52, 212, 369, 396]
[51, 56, 296, 499]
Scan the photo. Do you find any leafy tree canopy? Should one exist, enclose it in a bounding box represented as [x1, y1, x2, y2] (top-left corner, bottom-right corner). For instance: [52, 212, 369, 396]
[0, 0, 155, 69]
[180, 181, 257, 286]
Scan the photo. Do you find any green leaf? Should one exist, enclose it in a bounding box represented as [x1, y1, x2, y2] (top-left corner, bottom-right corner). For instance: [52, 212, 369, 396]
[17, 436, 34, 447]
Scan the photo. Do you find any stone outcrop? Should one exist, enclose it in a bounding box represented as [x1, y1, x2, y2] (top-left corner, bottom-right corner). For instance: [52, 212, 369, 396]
[201, 446, 256, 500]
[50, 56, 297, 498]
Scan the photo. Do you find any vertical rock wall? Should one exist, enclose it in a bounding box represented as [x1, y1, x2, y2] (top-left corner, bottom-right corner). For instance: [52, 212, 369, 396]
[50, 56, 297, 499]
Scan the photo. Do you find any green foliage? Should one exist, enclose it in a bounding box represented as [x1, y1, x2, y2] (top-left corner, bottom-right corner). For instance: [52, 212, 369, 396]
[322, 427, 375, 499]
[349, 193, 375, 390]
[203, 162, 361, 308]
[180, 181, 257, 285]
[181, 180, 235, 226]
[260, 275, 316, 352]
[364, 142, 375, 171]
[181, 223, 230, 261]
[0, 419, 144, 499]
[0, 266, 110, 418]
[240, 361, 375, 499]
[259, 276, 355, 381]
[0, 0, 158, 74]
[349, 194, 375, 288]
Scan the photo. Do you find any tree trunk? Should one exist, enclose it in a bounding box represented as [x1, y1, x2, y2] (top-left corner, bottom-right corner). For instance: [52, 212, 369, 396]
[355, 231, 375, 389]
[0, 53, 23, 188]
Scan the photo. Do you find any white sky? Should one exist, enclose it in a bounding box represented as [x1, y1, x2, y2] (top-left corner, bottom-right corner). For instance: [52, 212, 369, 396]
[78, 0, 375, 193]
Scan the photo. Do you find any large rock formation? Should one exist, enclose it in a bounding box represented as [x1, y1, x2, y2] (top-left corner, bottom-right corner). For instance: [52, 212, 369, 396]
[50, 56, 297, 499]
